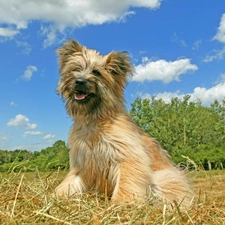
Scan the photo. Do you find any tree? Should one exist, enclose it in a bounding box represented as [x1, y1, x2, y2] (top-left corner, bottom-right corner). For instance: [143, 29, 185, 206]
[130, 96, 225, 168]
[0, 140, 70, 172]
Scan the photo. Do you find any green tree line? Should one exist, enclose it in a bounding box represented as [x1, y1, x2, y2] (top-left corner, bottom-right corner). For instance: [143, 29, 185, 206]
[0, 140, 69, 172]
[0, 95, 224, 171]
[130, 95, 225, 169]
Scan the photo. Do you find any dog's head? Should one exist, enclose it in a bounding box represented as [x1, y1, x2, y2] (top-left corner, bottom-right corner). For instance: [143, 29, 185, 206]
[57, 39, 134, 118]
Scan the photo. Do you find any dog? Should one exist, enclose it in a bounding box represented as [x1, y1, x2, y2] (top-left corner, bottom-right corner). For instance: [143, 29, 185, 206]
[55, 39, 193, 207]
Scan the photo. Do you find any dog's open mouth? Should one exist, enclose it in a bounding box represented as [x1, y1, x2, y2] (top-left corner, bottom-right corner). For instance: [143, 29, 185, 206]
[74, 91, 89, 101]
[74, 91, 94, 102]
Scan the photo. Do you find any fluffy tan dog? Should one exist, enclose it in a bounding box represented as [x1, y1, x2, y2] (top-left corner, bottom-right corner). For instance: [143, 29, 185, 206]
[55, 39, 193, 207]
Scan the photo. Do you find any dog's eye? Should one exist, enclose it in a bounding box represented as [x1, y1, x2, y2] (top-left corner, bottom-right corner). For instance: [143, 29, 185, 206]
[92, 69, 101, 77]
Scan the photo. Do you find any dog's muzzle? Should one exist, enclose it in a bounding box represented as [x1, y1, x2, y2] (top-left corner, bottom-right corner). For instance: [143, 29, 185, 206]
[73, 79, 92, 101]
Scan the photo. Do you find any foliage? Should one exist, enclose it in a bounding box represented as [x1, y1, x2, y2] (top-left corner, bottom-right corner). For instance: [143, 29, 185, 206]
[130, 95, 225, 168]
[0, 140, 69, 172]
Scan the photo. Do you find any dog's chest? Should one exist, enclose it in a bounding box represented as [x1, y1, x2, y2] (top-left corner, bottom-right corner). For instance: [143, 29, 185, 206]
[69, 127, 120, 170]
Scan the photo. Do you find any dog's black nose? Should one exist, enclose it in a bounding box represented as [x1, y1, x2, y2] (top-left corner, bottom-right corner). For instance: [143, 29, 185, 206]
[75, 79, 87, 86]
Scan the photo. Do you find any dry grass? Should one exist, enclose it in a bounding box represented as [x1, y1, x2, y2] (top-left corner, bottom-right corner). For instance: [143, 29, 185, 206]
[0, 170, 225, 225]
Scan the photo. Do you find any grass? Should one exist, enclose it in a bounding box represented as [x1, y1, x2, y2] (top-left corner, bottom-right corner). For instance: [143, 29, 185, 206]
[0, 170, 225, 225]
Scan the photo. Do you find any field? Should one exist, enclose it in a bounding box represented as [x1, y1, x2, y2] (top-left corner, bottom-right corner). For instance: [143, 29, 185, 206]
[0, 170, 225, 225]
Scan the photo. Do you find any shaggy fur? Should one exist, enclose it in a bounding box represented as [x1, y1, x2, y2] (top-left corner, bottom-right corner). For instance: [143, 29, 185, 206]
[55, 39, 193, 207]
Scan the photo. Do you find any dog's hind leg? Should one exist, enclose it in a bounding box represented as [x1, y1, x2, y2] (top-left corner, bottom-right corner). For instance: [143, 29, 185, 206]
[55, 168, 86, 196]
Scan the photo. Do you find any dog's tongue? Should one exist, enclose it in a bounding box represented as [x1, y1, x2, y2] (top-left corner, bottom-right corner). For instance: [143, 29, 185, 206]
[74, 93, 87, 101]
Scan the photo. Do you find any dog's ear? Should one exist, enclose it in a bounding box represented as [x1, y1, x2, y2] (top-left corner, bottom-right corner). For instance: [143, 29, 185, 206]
[106, 52, 134, 80]
[57, 39, 83, 73]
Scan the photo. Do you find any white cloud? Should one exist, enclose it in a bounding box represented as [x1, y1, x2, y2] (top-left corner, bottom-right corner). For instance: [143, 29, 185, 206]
[40, 24, 67, 48]
[213, 13, 225, 43]
[23, 131, 43, 137]
[146, 91, 184, 103]
[190, 81, 225, 105]
[0, 136, 7, 141]
[203, 46, 225, 62]
[16, 41, 32, 55]
[0, 0, 161, 46]
[0, 27, 19, 37]
[10, 101, 16, 106]
[21, 65, 38, 81]
[7, 114, 37, 129]
[0, 133, 9, 148]
[203, 14, 225, 63]
[171, 33, 187, 47]
[142, 75, 225, 105]
[192, 39, 202, 50]
[133, 57, 198, 83]
[43, 134, 55, 140]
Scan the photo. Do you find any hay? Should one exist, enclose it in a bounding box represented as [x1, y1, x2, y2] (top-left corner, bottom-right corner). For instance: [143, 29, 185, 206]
[0, 170, 224, 224]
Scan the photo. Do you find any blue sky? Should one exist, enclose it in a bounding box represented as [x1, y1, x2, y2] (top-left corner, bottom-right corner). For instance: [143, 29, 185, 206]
[0, 0, 225, 151]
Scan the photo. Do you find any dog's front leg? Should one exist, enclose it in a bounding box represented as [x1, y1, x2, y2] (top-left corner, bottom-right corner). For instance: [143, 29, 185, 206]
[111, 160, 152, 202]
[55, 168, 86, 196]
